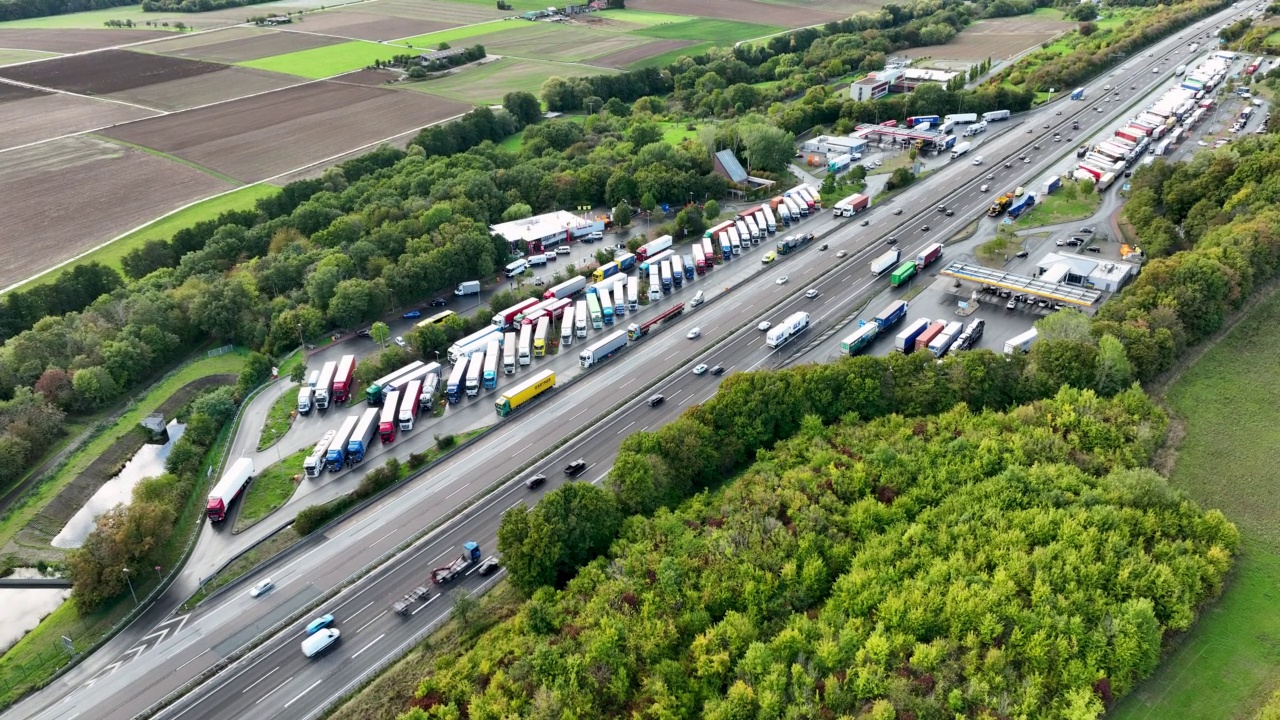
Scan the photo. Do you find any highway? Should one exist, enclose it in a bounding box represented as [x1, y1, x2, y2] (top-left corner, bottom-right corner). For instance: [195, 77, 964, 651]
[11, 9, 1248, 719]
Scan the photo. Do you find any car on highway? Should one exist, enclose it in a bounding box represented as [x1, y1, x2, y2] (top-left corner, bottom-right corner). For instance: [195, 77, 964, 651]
[564, 459, 587, 477]
[819, 243, 828, 251]
[477, 556, 501, 575]
[805, 289, 819, 299]
[886, 237, 898, 245]
[1056, 110, 1062, 115]
[356, 328, 371, 338]
[402, 310, 421, 319]
[836, 250, 848, 258]
[920, 225, 931, 232]
[647, 394, 665, 407]
[711, 365, 725, 376]
[757, 320, 771, 331]
[937, 205, 947, 212]
[761, 251, 777, 264]
[860, 219, 869, 226]
[893, 208, 903, 215]
[1153, 67, 1160, 73]
[395, 336, 407, 348]
[776, 275, 788, 285]
[250, 579, 274, 598]
[1080, 226, 1095, 233]
[1043, 123, 1050, 129]
[803, 233, 815, 241]
[944, 210, 954, 216]
[429, 297, 448, 307]
[687, 327, 701, 339]
[525, 473, 546, 489]
[306, 614, 334, 634]
[693, 363, 709, 375]
[1015, 250, 1029, 258]
[1024, 157, 1031, 163]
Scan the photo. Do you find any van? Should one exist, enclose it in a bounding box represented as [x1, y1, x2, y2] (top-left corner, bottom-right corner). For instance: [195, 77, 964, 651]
[302, 628, 340, 658]
[528, 254, 547, 267]
[980, 184, 990, 193]
[504, 259, 527, 278]
[972, 156, 983, 166]
[690, 290, 705, 307]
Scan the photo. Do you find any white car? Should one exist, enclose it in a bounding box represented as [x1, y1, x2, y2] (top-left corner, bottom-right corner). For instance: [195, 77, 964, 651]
[757, 320, 772, 331]
[687, 327, 701, 339]
[394, 336, 407, 348]
[776, 276, 788, 285]
[250, 579, 274, 598]
[692, 364, 709, 375]
[805, 289, 819, 299]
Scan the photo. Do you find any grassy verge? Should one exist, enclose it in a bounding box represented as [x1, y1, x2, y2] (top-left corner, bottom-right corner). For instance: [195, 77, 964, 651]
[257, 391, 297, 451]
[181, 529, 300, 612]
[9, 184, 276, 294]
[233, 449, 307, 532]
[0, 389, 239, 710]
[1014, 189, 1101, 228]
[325, 582, 525, 720]
[1110, 290, 1280, 720]
[0, 349, 248, 554]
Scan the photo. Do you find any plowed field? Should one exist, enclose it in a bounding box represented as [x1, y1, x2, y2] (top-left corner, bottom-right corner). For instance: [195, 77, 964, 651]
[0, 91, 157, 151]
[590, 39, 694, 68]
[280, 10, 454, 41]
[145, 26, 345, 63]
[105, 67, 300, 112]
[103, 81, 469, 182]
[899, 17, 1071, 61]
[0, 49, 225, 95]
[0, 28, 162, 53]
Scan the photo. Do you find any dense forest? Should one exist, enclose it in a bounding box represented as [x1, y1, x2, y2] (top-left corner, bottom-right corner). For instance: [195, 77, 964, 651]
[417, 388, 1236, 719]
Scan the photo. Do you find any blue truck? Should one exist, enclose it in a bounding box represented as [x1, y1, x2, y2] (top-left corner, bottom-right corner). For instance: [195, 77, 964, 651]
[873, 300, 909, 330]
[347, 408, 380, 464]
[894, 318, 932, 354]
[682, 255, 695, 280]
[1071, 87, 1085, 100]
[325, 414, 361, 472]
[615, 252, 636, 272]
[1007, 193, 1037, 219]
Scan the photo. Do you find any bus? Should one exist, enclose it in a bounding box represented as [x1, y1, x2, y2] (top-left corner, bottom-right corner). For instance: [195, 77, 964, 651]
[560, 305, 574, 347]
[415, 310, 454, 330]
[533, 316, 550, 357]
[518, 323, 533, 365]
[502, 331, 517, 374]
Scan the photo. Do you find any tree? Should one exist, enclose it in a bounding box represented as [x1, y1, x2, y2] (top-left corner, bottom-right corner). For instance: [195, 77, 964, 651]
[613, 201, 633, 228]
[503, 91, 542, 127]
[1094, 334, 1135, 396]
[290, 362, 307, 384]
[501, 203, 533, 222]
[34, 368, 74, 407]
[703, 199, 720, 221]
[739, 125, 795, 173]
[72, 367, 119, 411]
[497, 482, 621, 594]
[1079, 20, 1096, 36]
[452, 593, 480, 631]
[640, 192, 657, 216]
[370, 321, 391, 348]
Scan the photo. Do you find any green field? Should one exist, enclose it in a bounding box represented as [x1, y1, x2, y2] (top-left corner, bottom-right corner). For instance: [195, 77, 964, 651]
[1110, 290, 1280, 720]
[235, 448, 306, 531]
[1014, 188, 1101, 227]
[391, 19, 507, 48]
[633, 18, 783, 43]
[10, 184, 277, 294]
[659, 121, 699, 145]
[0, 48, 58, 65]
[409, 56, 614, 105]
[240, 39, 404, 78]
[421, 0, 554, 9]
[256, 389, 296, 451]
[0, 5, 170, 29]
[593, 8, 695, 26]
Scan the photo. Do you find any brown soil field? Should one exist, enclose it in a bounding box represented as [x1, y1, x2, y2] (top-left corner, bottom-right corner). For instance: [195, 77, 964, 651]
[901, 18, 1070, 62]
[628, 0, 844, 27]
[0, 92, 157, 151]
[590, 39, 695, 68]
[0, 81, 47, 103]
[337, 68, 395, 86]
[282, 10, 455, 40]
[361, 0, 506, 26]
[755, 0, 880, 10]
[0, 49, 226, 96]
[104, 81, 469, 182]
[0, 28, 163, 53]
[0, 135, 233, 289]
[144, 26, 344, 63]
[105, 66, 300, 111]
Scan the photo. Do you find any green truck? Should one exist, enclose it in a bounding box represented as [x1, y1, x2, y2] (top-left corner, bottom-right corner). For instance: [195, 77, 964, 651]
[889, 261, 918, 288]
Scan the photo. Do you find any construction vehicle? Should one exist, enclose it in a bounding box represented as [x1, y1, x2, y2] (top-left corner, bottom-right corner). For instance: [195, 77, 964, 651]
[987, 193, 1014, 217]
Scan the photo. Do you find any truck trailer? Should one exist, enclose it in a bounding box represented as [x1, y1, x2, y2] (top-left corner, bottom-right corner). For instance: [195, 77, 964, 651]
[579, 329, 628, 368]
[870, 249, 901, 276]
[495, 370, 556, 417]
[492, 298, 539, 328]
[1004, 328, 1039, 354]
[446, 359, 467, 404]
[914, 321, 947, 353]
[303, 430, 335, 478]
[379, 390, 400, 444]
[465, 351, 484, 397]
[314, 361, 337, 411]
[206, 457, 254, 522]
[483, 340, 500, 388]
[431, 542, 481, 584]
[332, 354, 356, 404]
[575, 300, 589, 337]
[840, 323, 879, 356]
[502, 331, 518, 374]
[949, 141, 972, 159]
[398, 380, 423, 431]
[517, 323, 533, 366]
[326, 415, 360, 472]
[916, 243, 943, 268]
[766, 312, 809, 349]
[635, 234, 673, 261]
[874, 300, 909, 329]
[627, 303, 684, 341]
[543, 276, 586, 300]
[533, 317, 550, 358]
[366, 361, 430, 405]
[560, 306, 575, 348]
[894, 318, 931, 353]
[347, 407, 379, 464]
[297, 385, 315, 416]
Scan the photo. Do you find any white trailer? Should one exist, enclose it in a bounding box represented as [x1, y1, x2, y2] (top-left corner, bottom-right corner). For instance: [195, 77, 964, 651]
[574, 300, 588, 338]
[518, 323, 533, 366]
[560, 305, 574, 347]
[1004, 328, 1039, 354]
[950, 141, 972, 159]
[735, 219, 750, 243]
[465, 351, 483, 397]
[766, 312, 810, 349]
[730, 231, 742, 255]
[206, 457, 254, 522]
[752, 210, 768, 241]
[648, 266, 661, 301]
[579, 329, 628, 368]
[502, 331, 517, 374]
[314, 360, 337, 410]
[627, 275, 639, 310]
[762, 205, 777, 233]
[613, 276, 627, 316]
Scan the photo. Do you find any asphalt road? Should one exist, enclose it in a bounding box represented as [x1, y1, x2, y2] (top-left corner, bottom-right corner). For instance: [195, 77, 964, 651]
[11, 9, 1252, 719]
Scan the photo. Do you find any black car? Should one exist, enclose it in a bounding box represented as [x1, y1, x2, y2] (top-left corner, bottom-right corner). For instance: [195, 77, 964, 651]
[710, 365, 725, 376]
[356, 328, 372, 338]
[476, 556, 501, 575]
[920, 225, 931, 232]
[524, 473, 546, 489]
[1015, 250, 1029, 258]
[647, 394, 665, 407]
[429, 297, 448, 307]
[564, 460, 588, 477]
[944, 210, 954, 217]
[1086, 246, 1102, 253]
[886, 237, 899, 245]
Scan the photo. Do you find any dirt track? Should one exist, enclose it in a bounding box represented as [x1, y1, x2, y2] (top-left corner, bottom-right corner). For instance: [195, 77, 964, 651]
[0, 49, 226, 96]
[104, 81, 470, 182]
[628, 0, 844, 27]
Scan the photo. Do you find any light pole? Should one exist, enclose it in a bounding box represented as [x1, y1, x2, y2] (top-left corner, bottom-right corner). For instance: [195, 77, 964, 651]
[434, 351, 440, 362]
[122, 568, 138, 606]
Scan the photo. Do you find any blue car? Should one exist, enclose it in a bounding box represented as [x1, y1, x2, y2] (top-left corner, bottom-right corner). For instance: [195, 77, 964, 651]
[305, 614, 334, 635]
[402, 310, 421, 319]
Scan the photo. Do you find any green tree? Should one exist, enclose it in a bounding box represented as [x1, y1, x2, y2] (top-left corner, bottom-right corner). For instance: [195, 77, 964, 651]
[71, 366, 119, 410]
[703, 199, 720, 221]
[1094, 334, 1135, 396]
[370, 321, 391, 348]
[613, 200, 633, 228]
[501, 203, 533, 222]
[497, 482, 621, 595]
[502, 90, 542, 127]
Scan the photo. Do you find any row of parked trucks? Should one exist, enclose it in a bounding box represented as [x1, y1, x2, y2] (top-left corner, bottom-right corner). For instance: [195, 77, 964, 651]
[893, 316, 987, 358]
[296, 354, 356, 415]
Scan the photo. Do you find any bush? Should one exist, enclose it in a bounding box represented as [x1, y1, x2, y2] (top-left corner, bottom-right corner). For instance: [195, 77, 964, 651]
[408, 451, 428, 469]
[436, 434, 456, 451]
[355, 457, 401, 499]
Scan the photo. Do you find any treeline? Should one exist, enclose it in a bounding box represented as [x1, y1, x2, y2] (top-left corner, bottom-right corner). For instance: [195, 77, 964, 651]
[427, 388, 1237, 718]
[996, 0, 1229, 92]
[0, 390, 64, 490]
[0, 0, 134, 22]
[141, 0, 271, 12]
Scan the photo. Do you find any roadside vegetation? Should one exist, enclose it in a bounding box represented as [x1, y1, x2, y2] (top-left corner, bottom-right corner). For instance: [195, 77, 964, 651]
[256, 390, 296, 451]
[233, 447, 305, 531]
[180, 527, 299, 611]
[1015, 181, 1101, 227]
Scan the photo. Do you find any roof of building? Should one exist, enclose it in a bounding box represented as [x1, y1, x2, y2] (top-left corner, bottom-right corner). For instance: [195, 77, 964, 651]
[491, 211, 592, 243]
[419, 47, 466, 61]
[940, 261, 1103, 306]
[1036, 252, 1100, 277]
[715, 149, 748, 183]
[900, 68, 960, 83]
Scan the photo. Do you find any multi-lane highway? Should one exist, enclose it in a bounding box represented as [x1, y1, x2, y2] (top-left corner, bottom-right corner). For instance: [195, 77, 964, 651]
[12, 8, 1250, 719]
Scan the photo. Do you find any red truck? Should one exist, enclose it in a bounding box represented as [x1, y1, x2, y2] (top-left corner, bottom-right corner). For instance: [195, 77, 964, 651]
[915, 242, 943, 268]
[332, 354, 355, 404]
[914, 322, 946, 353]
[492, 298, 539, 329]
[397, 379, 423, 432]
[378, 389, 399, 444]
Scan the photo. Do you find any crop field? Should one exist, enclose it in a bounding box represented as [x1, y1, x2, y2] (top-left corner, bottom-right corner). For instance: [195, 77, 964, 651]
[469, 23, 654, 64]
[278, 10, 453, 42]
[0, 86, 156, 151]
[106, 66, 300, 111]
[752, 0, 880, 9]
[1109, 291, 1280, 720]
[359, 0, 507, 26]
[0, 27, 162, 52]
[0, 48, 57, 66]
[628, 0, 844, 28]
[103, 81, 469, 182]
[633, 41, 715, 68]
[144, 26, 346, 63]
[409, 56, 614, 105]
[0, 49, 225, 95]
[590, 39, 696, 68]
[391, 19, 509, 48]
[239, 39, 406, 78]
[634, 18, 783, 43]
[0, 135, 233, 290]
[900, 17, 1071, 62]
[591, 9, 697, 27]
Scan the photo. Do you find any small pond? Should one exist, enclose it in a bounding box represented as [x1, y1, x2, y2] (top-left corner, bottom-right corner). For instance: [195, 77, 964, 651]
[0, 567, 71, 653]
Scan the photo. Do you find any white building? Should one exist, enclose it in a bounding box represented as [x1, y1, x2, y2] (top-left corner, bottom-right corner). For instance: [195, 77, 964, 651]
[800, 135, 868, 156]
[1035, 252, 1137, 293]
[490, 211, 603, 251]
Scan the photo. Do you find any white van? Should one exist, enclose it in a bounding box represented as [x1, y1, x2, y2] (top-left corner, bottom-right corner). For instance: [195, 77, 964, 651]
[980, 184, 990, 193]
[972, 156, 983, 166]
[504, 259, 527, 278]
[528, 254, 547, 267]
[302, 628, 340, 658]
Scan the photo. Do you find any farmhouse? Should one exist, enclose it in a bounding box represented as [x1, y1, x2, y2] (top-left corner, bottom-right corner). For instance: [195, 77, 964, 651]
[491, 211, 603, 252]
[418, 48, 466, 63]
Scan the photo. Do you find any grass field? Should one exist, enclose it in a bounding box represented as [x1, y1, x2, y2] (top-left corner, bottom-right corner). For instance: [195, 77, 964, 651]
[256, 390, 296, 451]
[234, 448, 305, 531]
[8, 184, 276, 294]
[240, 39, 404, 78]
[1109, 290, 1280, 720]
[423, 0, 553, 9]
[410, 56, 614, 105]
[632, 40, 713, 68]
[0, 5, 167, 29]
[633, 18, 783, 43]
[0, 49, 58, 65]
[593, 9, 695, 26]
[391, 19, 506, 48]
[1014, 189, 1100, 227]
[659, 121, 699, 145]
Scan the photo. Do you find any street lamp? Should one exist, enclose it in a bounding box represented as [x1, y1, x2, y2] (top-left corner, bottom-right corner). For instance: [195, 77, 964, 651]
[122, 568, 138, 606]
[434, 351, 440, 362]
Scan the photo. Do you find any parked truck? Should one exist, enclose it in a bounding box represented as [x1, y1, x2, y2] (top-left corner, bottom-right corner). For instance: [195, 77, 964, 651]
[874, 300, 909, 329]
[944, 112, 978, 124]
[579, 329, 628, 368]
[398, 379, 423, 431]
[894, 318, 931, 353]
[454, 280, 481, 296]
[916, 243, 943, 268]
[379, 390, 400, 444]
[627, 303, 684, 341]
[840, 323, 879, 356]
[347, 407, 380, 464]
[297, 384, 315, 416]
[483, 339, 500, 388]
[914, 321, 947, 353]
[314, 360, 337, 411]
[1006, 193, 1036, 219]
[870, 248, 901, 276]
[303, 430, 335, 479]
[206, 457, 254, 522]
[465, 351, 484, 397]
[495, 369, 555, 417]
[575, 300, 589, 337]
[928, 320, 964, 358]
[543, 276, 586, 300]
[982, 109, 1010, 121]
[766, 312, 810, 349]
[949, 141, 972, 159]
[431, 542, 481, 584]
[492, 298, 539, 329]
[446, 359, 467, 404]
[332, 354, 356, 404]
[1004, 328, 1039, 355]
[326, 415, 360, 472]
[449, 326, 503, 364]
[635, 234, 673, 261]
[502, 331, 518, 374]
[365, 361, 427, 405]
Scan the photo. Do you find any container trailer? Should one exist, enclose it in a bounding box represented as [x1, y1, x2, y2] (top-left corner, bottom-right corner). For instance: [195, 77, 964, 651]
[579, 330, 628, 368]
[206, 457, 254, 522]
[398, 380, 424, 431]
[766, 312, 809, 349]
[870, 249, 901, 276]
[325, 415, 360, 472]
[347, 407, 380, 464]
[840, 323, 879, 356]
[379, 390, 400, 444]
[495, 370, 556, 417]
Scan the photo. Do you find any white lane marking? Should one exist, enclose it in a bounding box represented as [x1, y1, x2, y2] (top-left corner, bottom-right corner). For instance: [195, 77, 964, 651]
[285, 679, 324, 709]
[507, 500, 524, 512]
[172, 649, 209, 675]
[355, 610, 387, 634]
[347, 600, 375, 619]
[370, 529, 397, 547]
[351, 633, 385, 659]
[428, 549, 449, 565]
[241, 666, 279, 694]
[256, 676, 293, 705]
[412, 595, 440, 615]
[616, 421, 634, 435]
[445, 485, 466, 500]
